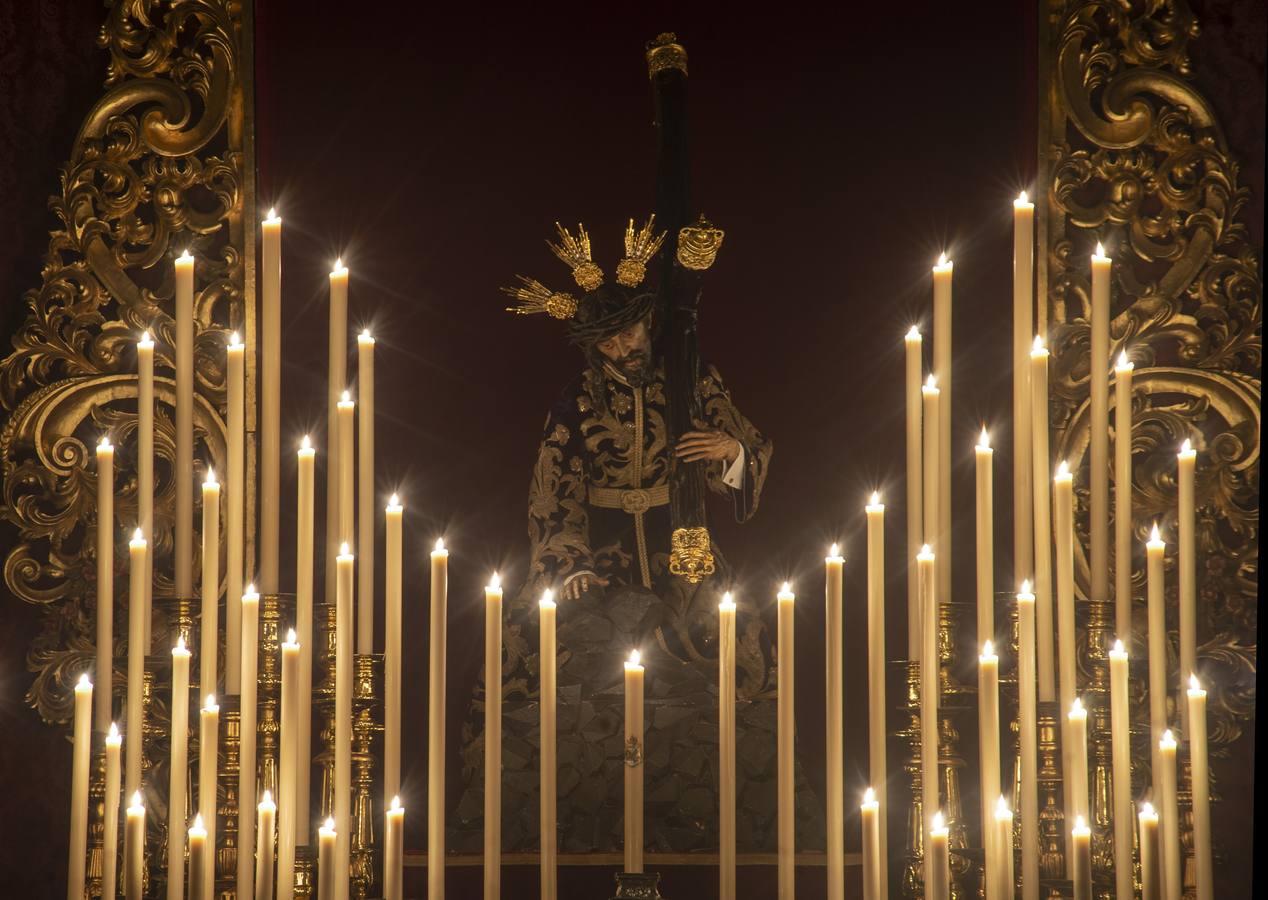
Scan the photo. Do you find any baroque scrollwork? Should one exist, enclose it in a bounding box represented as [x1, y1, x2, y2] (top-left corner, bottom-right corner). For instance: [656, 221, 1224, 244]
[0, 0, 248, 723]
[1043, 0, 1259, 771]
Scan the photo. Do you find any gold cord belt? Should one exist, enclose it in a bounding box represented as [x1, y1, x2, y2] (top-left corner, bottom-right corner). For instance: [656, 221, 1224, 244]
[587, 483, 669, 514]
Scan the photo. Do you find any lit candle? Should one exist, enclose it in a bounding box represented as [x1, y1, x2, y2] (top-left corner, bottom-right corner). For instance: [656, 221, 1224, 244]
[1177, 439, 1196, 730]
[1158, 730, 1180, 900]
[1053, 459, 1076, 831]
[67, 673, 92, 900]
[921, 376, 940, 563]
[296, 436, 315, 840]
[168, 636, 192, 900]
[1187, 675, 1212, 900]
[864, 494, 888, 899]
[1139, 802, 1161, 900]
[904, 326, 923, 660]
[256, 791, 276, 900]
[325, 259, 349, 613]
[201, 469, 220, 693]
[1017, 582, 1039, 900]
[317, 818, 336, 900]
[124, 791, 146, 900]
[977, 642, 1000, 896]
[385, 495, 404, 804]
[337, 390, 355, 587]
[103, 724, 123, 900]
[1146, 525, 1168, 766]
[776, 583, 794, 897]
[975, 429, 994, 649]
[126, 528, 147, 798]
[1072, 815, 1092, 900]
[1114, 351, 1134, 643]
[335, 548, 353, 897]
[199, 696, 219, 900]
[917, 545, 938, 884]
[137, 330, 154, 652]
[428, 538, 448, 898]
[175, 249, 195, 599]
[1089, 243, 1112, 611]
[356, 330, 375, 655]
[1030, 336, 1055, 702]
[540, 589, 558, 899]
[225, 332, 245, 694]
[385, 797, 404, 900]
[1108, 641, 1133, 900]
[188, 814, 208, 900]
[995, 797, 1014, 900]
[825, 543, 845, 900]
[625, 648, 646, 875]
[259, 211, 282, 596]
[1013, 192, 1035, 597]
[860, 788, 880, 900]
[1067, 697, 1088, 827]
[278, 631, 300, 900]
[484, 573, 502, 900]
[927, 810, 949, 900]
[238, 586, 260, 898]
[718, 593, 736, 900]
[95, 437, 114, 731]
[932, 254, 953, 612]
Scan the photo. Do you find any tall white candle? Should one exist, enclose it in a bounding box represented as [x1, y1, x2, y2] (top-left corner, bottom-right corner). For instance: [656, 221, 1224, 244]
[175, 249, 195, 599]
[861, 788, 880, 900]
[927, 810, 949, 900]
[237, 586, 260, 899]
[126, 529, 147, 798]
[296, 436, 315, 840]
[864, 495, 888, 899]
[124, 791, 146, 900]
[278, 631, 300, 900]
[1072, 816, 1092, 900]
[625, 648, 646, 875]
[483, 573, 502, 900]
[1030, 337, 1055, 701]
[904, 327, 923, 660]
[975, 429, 994, 649]
[385, 495, 404, 804]
[1017, 582, 1039, 900]
[1158, 730, 1179, 900]
[718, 593, 736, 900]
[825, 544, 845, 900]
[335, 548, 353, 897]
[103, 723, 123, 900]
[189, 814, 208, 900]
[356, 330, 375, 655]
[385, 797, 404, 900]
[1067, 697, 1088, 825]
[256, 790, 276, 900]
[67, 673, 92, 900]
[199, 696, 219, 900]
[428, 538, 448, 899]
[932, 254, 953, 610]
[137, 331, 154, 652]
[1108, 641, 1133, 900]
[259, 211, 282, 596]
[917, 545, 938, 887]
[1146, 526, 1168, 775]
[337, 390, 355, 577]
[325, 260, 349, 611]
[1177, 439, 1196, 730]
[1139, 803, 1161, 900]
[317, 818, 336, 900]
[1114, 351, 1134, 644]
[168, 636, 192, 900]
[201, 470, 221, 694]
[995, 797, 1014, 900]
[1089, 244, 1112, 610]
[921, 376, 940, 562]
[977, 643, 1000, 898]
[540, 590, 558, 900]
[776, 583, 794, 898]
[1187, 675, 1212, 900]
[225, 332, 245, 694]
[96, 437, 115, 731]
[1054, 458, 1076, 833]
[1013, 193, 1035, 598]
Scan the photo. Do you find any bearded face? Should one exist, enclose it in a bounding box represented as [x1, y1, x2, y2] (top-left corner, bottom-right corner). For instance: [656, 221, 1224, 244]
[593, 318, 653, 385]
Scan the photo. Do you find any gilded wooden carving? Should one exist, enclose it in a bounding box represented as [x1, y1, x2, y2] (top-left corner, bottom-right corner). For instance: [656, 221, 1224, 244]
[0, 0, 253, 724]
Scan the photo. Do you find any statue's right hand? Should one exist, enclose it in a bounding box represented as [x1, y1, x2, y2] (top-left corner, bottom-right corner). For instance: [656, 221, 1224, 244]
[564, 572, 610, 601]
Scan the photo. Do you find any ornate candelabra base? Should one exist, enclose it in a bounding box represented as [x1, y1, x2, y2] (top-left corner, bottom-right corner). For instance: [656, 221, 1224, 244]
[611, 871, 664, 899]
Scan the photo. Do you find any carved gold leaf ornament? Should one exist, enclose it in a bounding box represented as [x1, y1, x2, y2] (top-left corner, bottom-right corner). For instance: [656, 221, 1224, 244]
[676, 216, 725, 271]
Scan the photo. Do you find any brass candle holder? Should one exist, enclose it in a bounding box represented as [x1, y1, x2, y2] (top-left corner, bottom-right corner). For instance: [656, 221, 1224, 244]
[350, 653, 383, 900]
[900, 658, 924, 899]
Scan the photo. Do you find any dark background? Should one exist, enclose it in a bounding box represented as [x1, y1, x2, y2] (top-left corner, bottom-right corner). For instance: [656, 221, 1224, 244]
[1, 1, 1262, 897]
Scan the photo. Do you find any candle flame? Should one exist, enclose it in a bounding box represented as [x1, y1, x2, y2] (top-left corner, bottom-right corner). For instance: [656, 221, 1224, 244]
[434, 537, 445, 552]
[919, 544, 932, 557]
[1189, 672, 1202, 692]
[243, 584, 258, 600]
[267, 207, 276, 219]
[1161, 729, 1176, 747]
[205, 693, 216, 709]
[978, 427, 990, 449]
[780, 581, 792, 594]
[1032, 334, 1045, 352]
[178, 249, 193, 261]
[932, 811, 945, 830]
[131, 791, 144, 808]
[140, 330, 153, 344]
[1071, 697, 1084, 715]
[205, 467, 216, 485]
[286, 628, 297, 645]
[260, 790, 274, 809]
[390, 795, 402, 812]
[1019, 579, 1032, 594]
[108, 722, 120, 740]
[862, 786, 876, 805]
[174, 635, 187, 653]
[924, 373, 937, 389]
[488, 572, 501, 590]
[936, 252, 949, 267]
[1095, 241, 1105, 258]
[360, 327, 373, 340]
[1150, 522, 1161, 542]
[388, 492, 400, 508]
[982, 639, 995, 657]
[1140, 802, 1156, 817]
[229, 330, 240, 346]
[1056, 459, 1070, 478]
[132, 527, 144, 543]
[322, 817, 336, 832]
[905, 325, 920, 340]
[1117, 350, 1130, 368]
[1180, 437, 1192, 454]
[720, 591, 735, 611]
[628, 649, 641, 666]
[539, 588, 555, 608]
[870, 490, 880, 506]
[77, 672, 91, 688]
[333, 258, 345, 273]
[339, 542, 351, 556]
[1112, 638, 1125, 655]
[996, 796, 1011, 816]
[1018, 190, 1030, 204]
[99, 436, 112, 450]
[829, 542, 840, 557]
[340, 389, 352, 403]
[301, 434, 312, 450]
[1074, 814, 1088, 831]
[191, 813, 205, 831]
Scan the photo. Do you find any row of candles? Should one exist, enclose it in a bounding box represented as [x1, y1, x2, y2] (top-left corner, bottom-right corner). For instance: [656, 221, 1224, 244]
[64, 195, 1216, 900]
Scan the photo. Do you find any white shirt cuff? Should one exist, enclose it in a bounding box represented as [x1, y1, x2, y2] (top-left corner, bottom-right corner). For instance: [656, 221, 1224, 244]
[721, 446, 746, 489]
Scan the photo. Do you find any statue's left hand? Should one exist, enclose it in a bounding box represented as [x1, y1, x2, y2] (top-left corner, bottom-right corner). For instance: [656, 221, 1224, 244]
[675, 429, 740, 464]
